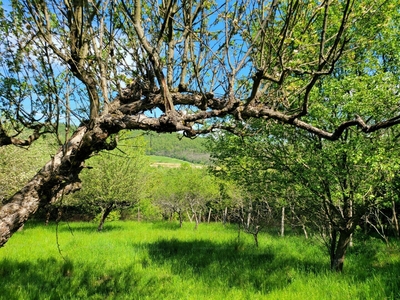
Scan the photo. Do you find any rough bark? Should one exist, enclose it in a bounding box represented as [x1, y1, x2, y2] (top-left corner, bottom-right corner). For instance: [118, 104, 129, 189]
[0, 127, 88, 246]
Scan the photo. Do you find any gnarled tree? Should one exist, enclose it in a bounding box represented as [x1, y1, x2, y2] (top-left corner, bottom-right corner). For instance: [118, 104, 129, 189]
[1, 0, 399, 247]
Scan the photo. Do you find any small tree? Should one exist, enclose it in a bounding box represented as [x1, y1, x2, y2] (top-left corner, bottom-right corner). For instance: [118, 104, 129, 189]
[65, 135, 150, 231]
[153, 164, 219, 228]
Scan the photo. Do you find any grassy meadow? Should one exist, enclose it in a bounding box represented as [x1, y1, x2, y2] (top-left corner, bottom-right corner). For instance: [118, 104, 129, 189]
[1, 221, 400, 299]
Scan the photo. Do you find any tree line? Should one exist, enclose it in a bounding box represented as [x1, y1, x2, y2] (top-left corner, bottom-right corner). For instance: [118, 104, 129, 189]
[3, 126, 400, 272]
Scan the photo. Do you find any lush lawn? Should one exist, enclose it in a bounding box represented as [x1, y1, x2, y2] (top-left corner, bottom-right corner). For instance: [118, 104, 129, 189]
[1, 221, 400, 299]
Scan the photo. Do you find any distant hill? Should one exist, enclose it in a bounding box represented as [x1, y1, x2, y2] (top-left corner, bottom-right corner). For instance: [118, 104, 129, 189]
[143, 132, 210, 164]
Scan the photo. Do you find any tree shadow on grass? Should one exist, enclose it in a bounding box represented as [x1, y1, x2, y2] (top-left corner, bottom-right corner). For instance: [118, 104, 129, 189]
[344, 239, 400, 298]
[22, 220, 126, 233]
[149, 221, 183, 231]
[0, 257, 169, 300]
[53, 222, 125, 233]
[147, 238, 325, 294]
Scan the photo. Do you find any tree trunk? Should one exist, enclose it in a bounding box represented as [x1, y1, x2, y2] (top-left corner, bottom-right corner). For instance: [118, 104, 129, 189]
[392, 200, 399, 238]
[349, 199, 353, 247]
[253, 226, 260, 247]
[179, 210, 183, 228]
[301, 223, 308, 239]
[98, 204, 114, 232]
[193, 210, 199, 230]
[281, 206, 285, 237]
[0, 127, 91, 247]
[0, 114, 124, 247]
[331, 229, 352, 272]
[186, 211, 193, 222]
[223, 207, 228, 225]
[330, 228, 337, 270]
[207, 207, 212, 223]
[364, 214, 369, 235]
[290, 205, 308, 238]
[246, 211, 251, 229]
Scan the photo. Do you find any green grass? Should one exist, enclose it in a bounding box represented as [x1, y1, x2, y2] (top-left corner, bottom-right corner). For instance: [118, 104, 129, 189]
[1, 221, 400, 299]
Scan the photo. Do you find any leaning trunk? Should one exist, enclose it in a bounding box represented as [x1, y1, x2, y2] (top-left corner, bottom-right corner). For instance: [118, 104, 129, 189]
[0, 121, 117, 247]
[97, 204, 114, 232]
[0, 127, 90, 247]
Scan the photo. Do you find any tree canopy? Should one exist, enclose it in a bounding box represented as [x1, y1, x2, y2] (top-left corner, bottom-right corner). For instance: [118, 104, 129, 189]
[1, 0, 400, 246]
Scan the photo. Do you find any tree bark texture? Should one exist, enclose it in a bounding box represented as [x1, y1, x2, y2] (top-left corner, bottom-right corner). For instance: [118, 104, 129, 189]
[0, 127, 88, 247]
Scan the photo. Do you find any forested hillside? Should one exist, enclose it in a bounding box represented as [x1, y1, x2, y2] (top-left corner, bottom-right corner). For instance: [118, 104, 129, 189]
[141, 132, 210, 164]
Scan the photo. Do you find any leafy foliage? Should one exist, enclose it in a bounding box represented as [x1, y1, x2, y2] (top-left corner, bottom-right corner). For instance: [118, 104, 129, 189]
[152, 164, 219, 225]
[63, 133, 151, 227]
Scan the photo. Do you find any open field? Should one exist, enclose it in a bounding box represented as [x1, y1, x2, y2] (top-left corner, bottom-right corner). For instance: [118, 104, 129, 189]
[149, 155, 203, 168]
[1, 221, 400, 299]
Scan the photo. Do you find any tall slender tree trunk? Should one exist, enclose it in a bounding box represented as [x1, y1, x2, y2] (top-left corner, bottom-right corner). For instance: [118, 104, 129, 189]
[179, 210, 183, 228]
[246, 211, 251, 229]
[223, 207, 228, 225]
[186, 211, 193, 222]
[281, 206, 285, 237]
[392, 200, 399, 238]
[193, 209, 199, 230]
[301, 223, 308, 239]
[349, 199, 353, 247]
[207, 207, 212, 223]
